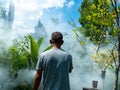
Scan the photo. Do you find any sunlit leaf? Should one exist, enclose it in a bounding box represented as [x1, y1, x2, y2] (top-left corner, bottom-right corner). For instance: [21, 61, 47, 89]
[43, 46, 52, 52]
[29, 35, 38, 63]
[37, 37, 44, 50]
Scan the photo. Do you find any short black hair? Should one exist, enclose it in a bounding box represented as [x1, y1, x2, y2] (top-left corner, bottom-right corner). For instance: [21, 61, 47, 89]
[51, 31, 63, 43]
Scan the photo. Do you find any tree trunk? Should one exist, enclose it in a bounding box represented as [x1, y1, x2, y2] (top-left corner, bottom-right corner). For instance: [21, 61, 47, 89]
[114, 66, 119, 90]
[114, 31, 120, 90]
[113, 0, 120, 89]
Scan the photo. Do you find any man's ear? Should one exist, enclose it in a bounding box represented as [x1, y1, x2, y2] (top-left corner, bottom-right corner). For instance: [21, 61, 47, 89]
[50, 40, 52, 44]
[61, 40, 64, 45]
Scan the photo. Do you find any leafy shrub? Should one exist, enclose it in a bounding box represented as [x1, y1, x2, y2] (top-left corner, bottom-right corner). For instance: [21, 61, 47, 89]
[7, 35, 51, 78]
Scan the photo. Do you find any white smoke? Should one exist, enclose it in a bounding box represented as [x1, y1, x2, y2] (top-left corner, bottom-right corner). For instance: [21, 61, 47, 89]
[0, 0, 117, 90]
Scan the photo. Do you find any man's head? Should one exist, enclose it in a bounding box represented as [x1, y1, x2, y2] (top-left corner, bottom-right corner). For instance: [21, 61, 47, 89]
[50, 31, 63, 45]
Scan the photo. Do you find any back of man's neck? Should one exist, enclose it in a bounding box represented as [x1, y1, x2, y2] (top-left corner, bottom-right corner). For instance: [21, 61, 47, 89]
[52, 44, 61, 49]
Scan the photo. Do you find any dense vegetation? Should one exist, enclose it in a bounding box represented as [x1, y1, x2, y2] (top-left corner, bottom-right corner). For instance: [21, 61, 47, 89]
[73, 0, 120, 90]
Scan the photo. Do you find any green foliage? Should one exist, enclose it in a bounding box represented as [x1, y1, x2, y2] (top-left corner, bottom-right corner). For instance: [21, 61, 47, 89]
[29, 35, 44, 65]
[79, 0, 117, 45]
[73, 0, 120, 72]
[43, 45, 52, 52]
[92, 49, 118, 70]
[73, 27, 87, 45]
[75, 0, 120, 89]
[8, 39, 30, 77]
[8, 35, 51, 78]
[13, 81, 32, 90]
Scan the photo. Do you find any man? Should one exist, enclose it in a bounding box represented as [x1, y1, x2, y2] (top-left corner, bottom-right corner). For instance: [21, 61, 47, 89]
[33, 31, 73, 90]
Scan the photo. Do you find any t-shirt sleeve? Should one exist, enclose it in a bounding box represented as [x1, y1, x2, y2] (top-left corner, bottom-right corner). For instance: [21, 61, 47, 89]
[68, 55, 73, 73]
[36, 55, 44, 70]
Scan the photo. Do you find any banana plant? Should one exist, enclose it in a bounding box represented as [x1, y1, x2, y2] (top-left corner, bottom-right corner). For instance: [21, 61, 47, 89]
[28, 35, 52, 67]
[29, 35, 43, 65]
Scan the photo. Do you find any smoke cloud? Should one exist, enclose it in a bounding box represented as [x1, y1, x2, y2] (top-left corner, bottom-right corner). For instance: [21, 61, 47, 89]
[0, 0, 116, 90]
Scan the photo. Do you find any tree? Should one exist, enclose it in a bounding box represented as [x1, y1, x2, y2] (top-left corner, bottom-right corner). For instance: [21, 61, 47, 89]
[7, 3, 14, 28]
[79, 0, 116, 48]
[76, 0, 120, 90]
[31, 19, 47, 40]
[0, 2, 14, 30]
[110, 0, 120, 90]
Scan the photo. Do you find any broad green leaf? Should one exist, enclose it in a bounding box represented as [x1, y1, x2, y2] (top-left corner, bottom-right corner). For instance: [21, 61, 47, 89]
[79, 41, 86, 45]
[43, 46, 52, 52]
[29, 35, 38, 63]
[37, 37, 44, 50]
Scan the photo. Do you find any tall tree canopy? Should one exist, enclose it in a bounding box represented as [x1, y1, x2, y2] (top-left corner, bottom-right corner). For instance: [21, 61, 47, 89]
[79, 0, 117, 47]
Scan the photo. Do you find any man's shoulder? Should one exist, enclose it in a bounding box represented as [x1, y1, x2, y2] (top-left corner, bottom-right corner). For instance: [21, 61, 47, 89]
[62, 50, 72, 58]
[40, 49, 53, 56]
[61, 49, 71, 55]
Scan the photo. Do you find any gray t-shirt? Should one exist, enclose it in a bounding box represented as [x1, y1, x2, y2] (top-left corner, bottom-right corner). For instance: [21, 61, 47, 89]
[36, 48, 73, 90]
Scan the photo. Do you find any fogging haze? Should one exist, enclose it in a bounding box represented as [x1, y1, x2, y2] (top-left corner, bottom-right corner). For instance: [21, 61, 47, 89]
[0, 0, 115, 90]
